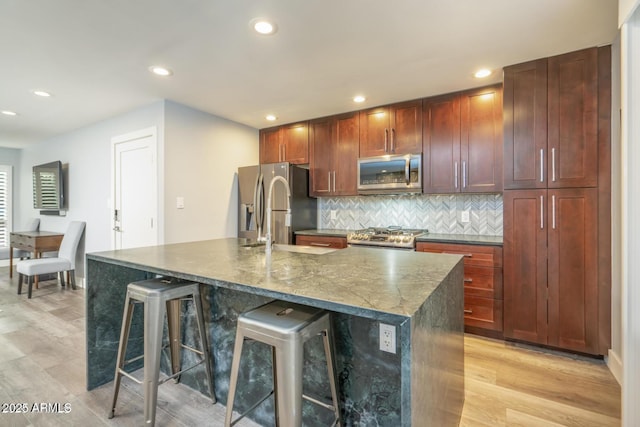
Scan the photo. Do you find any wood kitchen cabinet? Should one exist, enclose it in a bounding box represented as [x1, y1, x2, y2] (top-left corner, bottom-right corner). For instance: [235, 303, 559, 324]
[359, 100, 422, 157]
[416, 241, 503, 336]
[423, 85, 503, 194]
[503, 48, 598, 189]
[259, 122, 309, 164]
[503, 188, 599, 354]
[296, 235, 347, 249]
[309, 112, 359, 197]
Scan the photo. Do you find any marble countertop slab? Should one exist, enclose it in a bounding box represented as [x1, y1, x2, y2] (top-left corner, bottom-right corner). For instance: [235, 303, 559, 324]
[87, 238, 462, 321]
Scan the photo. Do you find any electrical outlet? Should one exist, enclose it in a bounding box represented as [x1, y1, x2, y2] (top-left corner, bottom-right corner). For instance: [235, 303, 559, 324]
[176, 197, 185, 209]
[330, 210, 337, 220]
[379, 323, 396, 354]
[460, 210, 470, 223]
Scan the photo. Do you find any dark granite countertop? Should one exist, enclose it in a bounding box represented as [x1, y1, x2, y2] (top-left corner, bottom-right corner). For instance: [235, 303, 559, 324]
[416, 233, 503, 246]
[296, 229, 502, 246]
[87, 238, 462, 321]
[295, 229, 349, 237]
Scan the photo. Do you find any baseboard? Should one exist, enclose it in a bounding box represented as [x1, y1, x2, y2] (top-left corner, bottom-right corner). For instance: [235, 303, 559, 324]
[606, 349, 623, 386]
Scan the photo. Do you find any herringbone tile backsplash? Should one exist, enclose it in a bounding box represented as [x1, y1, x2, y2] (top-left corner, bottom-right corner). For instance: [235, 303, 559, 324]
[318, 194, 503, 236]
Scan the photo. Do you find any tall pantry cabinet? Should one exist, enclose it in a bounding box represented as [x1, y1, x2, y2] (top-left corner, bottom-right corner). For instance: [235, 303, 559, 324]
[502, 47, 611, 355]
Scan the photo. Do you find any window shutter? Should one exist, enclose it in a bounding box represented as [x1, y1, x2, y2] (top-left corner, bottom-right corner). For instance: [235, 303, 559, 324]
[0, 166, 12, 248]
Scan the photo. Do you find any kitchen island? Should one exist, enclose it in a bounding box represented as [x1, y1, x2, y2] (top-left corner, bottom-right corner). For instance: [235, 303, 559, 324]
[86, 238, 464, 426]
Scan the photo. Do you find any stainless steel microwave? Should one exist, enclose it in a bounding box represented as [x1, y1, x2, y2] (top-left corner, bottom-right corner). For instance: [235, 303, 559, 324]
[357, 154, 422, 194]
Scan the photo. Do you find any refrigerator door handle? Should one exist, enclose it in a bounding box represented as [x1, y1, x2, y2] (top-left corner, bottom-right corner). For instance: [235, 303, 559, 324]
[255, 173, 265, 240]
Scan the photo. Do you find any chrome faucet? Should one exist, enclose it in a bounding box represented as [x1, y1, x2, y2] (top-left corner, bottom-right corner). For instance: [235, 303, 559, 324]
[265, 175, 292, 254]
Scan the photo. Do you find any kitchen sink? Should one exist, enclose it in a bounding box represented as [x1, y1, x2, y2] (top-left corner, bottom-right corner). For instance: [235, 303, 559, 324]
[272, 244, 337, 255]
[240, 241, 266, 248]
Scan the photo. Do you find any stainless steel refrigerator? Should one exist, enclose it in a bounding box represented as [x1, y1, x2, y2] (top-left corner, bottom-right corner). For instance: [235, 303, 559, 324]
[238, 162, 317, 244]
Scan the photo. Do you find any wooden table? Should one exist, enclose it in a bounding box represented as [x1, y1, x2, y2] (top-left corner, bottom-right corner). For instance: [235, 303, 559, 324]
[10, 231, 64, 280]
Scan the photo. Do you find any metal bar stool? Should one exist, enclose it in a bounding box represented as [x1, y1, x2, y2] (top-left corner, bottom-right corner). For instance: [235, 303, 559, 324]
[225, 300, 341, 427]
[108, 278, 216, 426]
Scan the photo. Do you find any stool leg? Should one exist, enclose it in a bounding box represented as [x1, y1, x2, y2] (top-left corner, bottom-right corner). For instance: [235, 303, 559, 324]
[143, 297, 166, 427]
[108, 293, 134, 419]
[166, 299, 182, 383]
[224, 329, 246, 427]
[27, 276, 34, 299]
[274, 339, 304, 427]
[271, 347, 279, 427]
[322, 329, 342, 426]
[193, 291, 216, 403]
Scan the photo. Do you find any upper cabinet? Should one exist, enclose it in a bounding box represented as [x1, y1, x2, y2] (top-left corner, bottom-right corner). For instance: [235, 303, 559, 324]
[259, 122, 309, 164]
[359, 100, 422, 157]
[309, 112, 359, 197]
[423, 85, 503, 194]
[503, 48, 598, 189]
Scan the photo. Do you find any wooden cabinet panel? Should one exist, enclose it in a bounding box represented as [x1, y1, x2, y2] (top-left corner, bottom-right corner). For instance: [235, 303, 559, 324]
[282, 122, 309, 164]
[422, 85, 502, 194]
[464, 296, 503, 332]
[461, 86, 503, 193]
[296, 235, 347, 249]
[547, 188, 598, 353]
[503, 59, 548, 189]
[309, 112, 359, 197]
[359, 100, 422, 157]
[503, 190, 548, 345]
[309, 118, 332, 196]
[547, 49, 598, 188]
[260, 127, 282, 164]
[423, 95, 461, 193]
[260, 122, 309, 164]
[417, 241, 503, 334]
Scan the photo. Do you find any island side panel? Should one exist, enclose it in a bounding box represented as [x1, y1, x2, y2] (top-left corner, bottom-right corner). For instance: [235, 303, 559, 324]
[85, 258, 153, 389]
[411, 258, 465, 426]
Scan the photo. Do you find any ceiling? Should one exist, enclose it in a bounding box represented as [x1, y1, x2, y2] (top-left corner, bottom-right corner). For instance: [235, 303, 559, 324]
[0, 0, 618, 149]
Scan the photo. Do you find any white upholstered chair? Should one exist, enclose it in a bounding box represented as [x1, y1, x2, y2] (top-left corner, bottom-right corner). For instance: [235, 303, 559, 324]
[17, 221, 86, 299]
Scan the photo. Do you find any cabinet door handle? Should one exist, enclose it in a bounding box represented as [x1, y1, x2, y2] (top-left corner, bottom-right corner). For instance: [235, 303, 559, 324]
[328, 172, 331, 193]
[391, 128, 396, 153]
[552, 194, 556, 229]
[540, 195, 544, 229]
[464, 278, 473, 283]
[310, 242, 331, 247]
[444, 252, 473, 258]
[540, 148, 544, 183]
[332, 171, 336, 192]
[551, 147, 556, 182]
[462, 161, 467, 188]
[454, 162, 458, 189]
[384, 128, 389, 153]
[405, 158, 410, 185]
[464, 309, 473, 314]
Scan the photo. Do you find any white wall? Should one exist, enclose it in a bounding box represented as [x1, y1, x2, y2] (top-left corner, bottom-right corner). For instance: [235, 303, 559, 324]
[620, 6, 640, 427]
[163, 101, 258, 244]
[18, 101, 165, 277]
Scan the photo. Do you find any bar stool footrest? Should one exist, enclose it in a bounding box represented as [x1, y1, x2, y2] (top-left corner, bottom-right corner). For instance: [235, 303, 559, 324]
[302, 393, 338, 412]
[229, 390, 274, 427]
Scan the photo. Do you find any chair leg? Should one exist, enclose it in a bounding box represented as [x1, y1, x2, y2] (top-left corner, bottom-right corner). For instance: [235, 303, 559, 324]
[59, 271, 66, 288]
[27, 276, 34, 299]
[69, 270, 77, 290]
[17, 273, 23, 295]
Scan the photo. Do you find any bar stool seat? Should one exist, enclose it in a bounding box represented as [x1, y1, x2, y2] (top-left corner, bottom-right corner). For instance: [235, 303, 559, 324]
[225, 300, 341, 427]
[108, 278, 216, 426]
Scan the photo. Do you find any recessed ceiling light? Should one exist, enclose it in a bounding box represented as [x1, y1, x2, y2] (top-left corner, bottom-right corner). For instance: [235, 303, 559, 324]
[474, 69, 492, 78]
[353, 95, 366, 103]
[1, 110, 17, 116]
[32, 90, 51, 97]
[149, 66, 173, 77]
[265, 114, 277, 121]
[252, 18, 277, 35]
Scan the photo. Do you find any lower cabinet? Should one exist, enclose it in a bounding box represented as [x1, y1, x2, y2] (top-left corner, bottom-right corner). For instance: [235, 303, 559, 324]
[416, 242, 503, 337]
[295, 235, 347, 249]
[503, 188, 599, 354]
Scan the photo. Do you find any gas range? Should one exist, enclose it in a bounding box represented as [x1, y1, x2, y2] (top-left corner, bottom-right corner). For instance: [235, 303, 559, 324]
[346, 227, 427, 250]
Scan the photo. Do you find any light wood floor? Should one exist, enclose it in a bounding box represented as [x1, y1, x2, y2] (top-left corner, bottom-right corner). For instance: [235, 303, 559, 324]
[0, 267, 620, 426]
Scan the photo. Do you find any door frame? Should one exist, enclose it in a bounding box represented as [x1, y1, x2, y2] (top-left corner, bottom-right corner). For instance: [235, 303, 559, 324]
[110, 127, 159, 250]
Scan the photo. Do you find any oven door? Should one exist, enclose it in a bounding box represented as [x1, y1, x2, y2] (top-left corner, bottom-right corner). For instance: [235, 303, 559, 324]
[357, 154, 422, 195]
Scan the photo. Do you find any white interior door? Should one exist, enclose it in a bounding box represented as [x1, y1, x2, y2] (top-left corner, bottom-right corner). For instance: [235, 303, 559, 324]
[112, 128, 158, 250]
